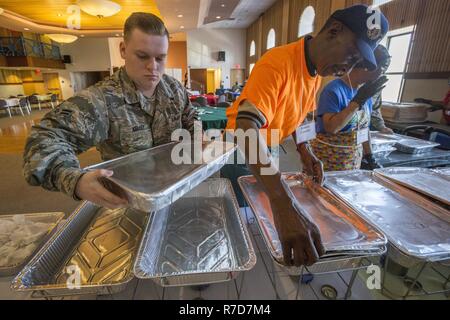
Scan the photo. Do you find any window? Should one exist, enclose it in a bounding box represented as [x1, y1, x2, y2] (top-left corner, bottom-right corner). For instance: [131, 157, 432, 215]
[249, 40, 256, 57]
[372, 0, 393, 7]
[298, 6, 315, 38]
[380, 26, 415, 102]
[249, 63, 255, 75]
[266, 29, 275, 50]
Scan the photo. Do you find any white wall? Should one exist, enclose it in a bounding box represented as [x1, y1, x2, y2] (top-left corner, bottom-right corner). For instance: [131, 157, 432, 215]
[401, 78, 449, 123]
[187, 28, 246, 88]
[60, 38, 112, 73]
[108, 37, 125, 69]
[0, 85, 24, 97]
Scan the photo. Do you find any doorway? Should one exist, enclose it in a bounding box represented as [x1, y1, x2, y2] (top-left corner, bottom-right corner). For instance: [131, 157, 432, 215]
[230, 68, 245, 86]
[42, 73, 62, 98]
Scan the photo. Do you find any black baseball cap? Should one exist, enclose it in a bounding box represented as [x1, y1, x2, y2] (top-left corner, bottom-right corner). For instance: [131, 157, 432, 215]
[331, 4, 389, 71]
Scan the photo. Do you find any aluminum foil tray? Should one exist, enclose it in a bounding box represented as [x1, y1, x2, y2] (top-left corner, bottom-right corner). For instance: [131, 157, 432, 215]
[395, 139, 440, 155]
[134, 179, 256, 287]
[325, 170, 450, 263]
[12, 202, 149, 296]
[375, 168, 450, 206]
[371, 132, 397, 154]
[0, 212, 64, 277]
[373, 147, 397, 159]
[371, 132, 439, 154]
[86, 141, 236, 212]
[238, 175, 386, 275]
[434, 168, 450, 177]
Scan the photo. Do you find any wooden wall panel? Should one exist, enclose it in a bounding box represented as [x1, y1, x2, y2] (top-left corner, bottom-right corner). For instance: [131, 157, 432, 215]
[247, 0, 450, 75]
[261, 0, 284, 55]
[288, 0, 333, 43]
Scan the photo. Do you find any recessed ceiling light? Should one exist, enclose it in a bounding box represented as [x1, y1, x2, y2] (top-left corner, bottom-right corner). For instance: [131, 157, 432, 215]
[57, 13, 62, 17]
[221, 4, 225, 7]
[115, 34, 120, 36]
[216, 16, 221, 19]
[177, 14, 183, 18]
[180, 26, 185, 29]
[24, 28, 30, 31]
[80, 34, 85, 37]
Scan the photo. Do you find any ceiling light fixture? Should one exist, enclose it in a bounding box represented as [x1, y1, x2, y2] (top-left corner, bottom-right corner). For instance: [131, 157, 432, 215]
[221, 4, 226, 7]
[57, 13, 62, 17]
[77, 0, 121, 18]
[24, 28, 30, 31]
[180, 26, 185, 29]
[177, 14, 183, 18]
[46, 34, 78, 43]
[216, 16, 221, 19]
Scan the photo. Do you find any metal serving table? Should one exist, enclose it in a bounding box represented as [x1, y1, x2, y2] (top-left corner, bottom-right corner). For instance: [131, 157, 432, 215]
[376, 149, 450, 168]
[12, 180, 256, 299]
[325, 170, 450, 299]
[238, 174, 387, 300]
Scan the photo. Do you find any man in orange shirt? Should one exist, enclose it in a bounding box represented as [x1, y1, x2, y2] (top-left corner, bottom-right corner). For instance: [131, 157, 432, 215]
[225, 5, 389, 266]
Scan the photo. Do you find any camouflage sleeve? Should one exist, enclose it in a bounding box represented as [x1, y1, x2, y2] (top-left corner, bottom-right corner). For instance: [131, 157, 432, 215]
[370, 108, 387, 131]
[181, 88, 199, 136]
[370, 93, 387, 131]
[23, 87, 109, 199]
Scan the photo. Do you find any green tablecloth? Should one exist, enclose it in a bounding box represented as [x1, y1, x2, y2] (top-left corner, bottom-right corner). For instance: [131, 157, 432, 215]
[196, 107, 228, 130]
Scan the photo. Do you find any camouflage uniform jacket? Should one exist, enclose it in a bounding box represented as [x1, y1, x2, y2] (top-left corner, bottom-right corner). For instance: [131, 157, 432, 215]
[23, 67, 197, 199]
[370, 91, 387, 131]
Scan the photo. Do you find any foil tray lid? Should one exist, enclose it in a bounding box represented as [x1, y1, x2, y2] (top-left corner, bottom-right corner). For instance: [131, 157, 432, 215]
[238, 174, 386, 263]
[374, 167, 450, 206]
[86, 141, 236, 212]
[325, 170, 450, 261]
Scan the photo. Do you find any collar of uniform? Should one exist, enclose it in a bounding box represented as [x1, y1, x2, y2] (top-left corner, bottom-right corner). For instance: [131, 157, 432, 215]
[118, 68, 175, 105]
[118, 67, 140, 105]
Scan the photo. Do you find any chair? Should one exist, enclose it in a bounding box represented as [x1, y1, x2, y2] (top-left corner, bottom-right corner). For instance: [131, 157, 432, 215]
[19, 97, 31, 114]
[0, 99, 11, 118]
[28, 95, 40, 110]
[195, 96, 208, 107]
[9, 98, 25, 116]
[216, 102, 231, 108]
[50, 94, 58, 109]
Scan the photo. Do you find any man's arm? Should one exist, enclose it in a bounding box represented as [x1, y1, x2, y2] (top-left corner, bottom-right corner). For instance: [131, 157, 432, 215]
[235, 115, 325, 267]
[23, 88, 111, 200]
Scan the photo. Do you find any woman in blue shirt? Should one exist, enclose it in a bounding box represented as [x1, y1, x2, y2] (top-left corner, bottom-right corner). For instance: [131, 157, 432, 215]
[311, 45, 390, 171]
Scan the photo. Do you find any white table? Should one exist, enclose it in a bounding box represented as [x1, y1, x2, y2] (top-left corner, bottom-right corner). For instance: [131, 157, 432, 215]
[1, 98, 29, 117]
[35, 94, 53, 110]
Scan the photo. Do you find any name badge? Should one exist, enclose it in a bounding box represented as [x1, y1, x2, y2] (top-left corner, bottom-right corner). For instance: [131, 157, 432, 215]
[296, 121, 317, 144]
[357, 127, 369, 144]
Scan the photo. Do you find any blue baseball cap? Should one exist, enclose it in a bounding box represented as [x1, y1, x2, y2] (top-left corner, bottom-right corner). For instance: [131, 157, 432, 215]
[331, 4, 389, 71]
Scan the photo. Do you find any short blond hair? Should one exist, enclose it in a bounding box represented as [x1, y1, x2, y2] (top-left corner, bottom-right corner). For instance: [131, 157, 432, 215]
[124, 12, 169, 42]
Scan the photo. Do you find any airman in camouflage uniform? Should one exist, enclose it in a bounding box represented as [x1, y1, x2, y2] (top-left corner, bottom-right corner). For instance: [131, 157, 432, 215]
[23, 66, 197, 199]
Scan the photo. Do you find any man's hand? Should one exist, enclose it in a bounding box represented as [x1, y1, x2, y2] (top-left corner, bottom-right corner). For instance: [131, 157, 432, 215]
[271, 197, 325, 266]
[360, 154, 382, 170]
[75, 169, 128, 209]
[298, 143, 324, 185]
[380, 127, 394, 135]
[352, 76, 389, 108]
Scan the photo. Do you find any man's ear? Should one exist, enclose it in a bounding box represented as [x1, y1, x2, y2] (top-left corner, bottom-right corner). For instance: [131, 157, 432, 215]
[327, 20, 344, 39]
[119, 41, 126, 59]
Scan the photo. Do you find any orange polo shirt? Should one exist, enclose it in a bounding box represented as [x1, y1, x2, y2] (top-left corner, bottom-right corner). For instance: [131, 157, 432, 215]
[226, 38, 322, 146]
